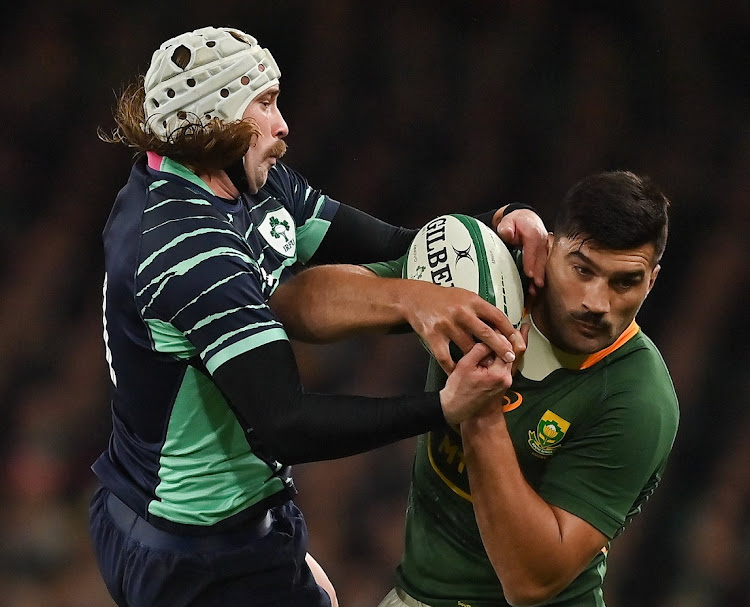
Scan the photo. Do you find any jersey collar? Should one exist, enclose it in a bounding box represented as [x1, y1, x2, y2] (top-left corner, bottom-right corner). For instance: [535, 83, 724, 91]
[518, 316, 640, 381]
[146, 151, 214, 195]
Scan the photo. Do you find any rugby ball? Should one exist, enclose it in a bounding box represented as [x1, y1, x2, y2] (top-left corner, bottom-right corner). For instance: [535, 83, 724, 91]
[403, 214, 524, 329]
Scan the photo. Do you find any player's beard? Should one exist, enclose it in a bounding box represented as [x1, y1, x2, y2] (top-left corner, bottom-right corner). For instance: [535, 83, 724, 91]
[534, 288, 613, 355]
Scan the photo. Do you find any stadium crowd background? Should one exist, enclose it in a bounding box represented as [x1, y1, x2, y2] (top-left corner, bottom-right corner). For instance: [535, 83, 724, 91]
[0, 2, 748, 605]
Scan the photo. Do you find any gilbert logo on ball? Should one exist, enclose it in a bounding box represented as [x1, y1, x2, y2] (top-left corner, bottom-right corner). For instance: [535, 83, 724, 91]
[403, 214, 524, 328]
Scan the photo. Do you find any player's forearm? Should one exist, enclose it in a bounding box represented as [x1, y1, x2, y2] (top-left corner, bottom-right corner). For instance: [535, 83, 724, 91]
[213, 340, 444, 465]
[269, 264, 413, 342]
[461, 418, 588, 606]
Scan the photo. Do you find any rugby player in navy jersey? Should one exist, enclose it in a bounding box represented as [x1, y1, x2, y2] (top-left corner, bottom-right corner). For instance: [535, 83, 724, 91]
[89, 26, 548, 607]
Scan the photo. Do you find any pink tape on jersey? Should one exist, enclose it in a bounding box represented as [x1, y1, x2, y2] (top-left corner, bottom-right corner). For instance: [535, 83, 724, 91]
[146, 151, 165, 171]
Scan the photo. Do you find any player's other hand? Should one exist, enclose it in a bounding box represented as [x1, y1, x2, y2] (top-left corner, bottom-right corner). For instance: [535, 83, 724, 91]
[494, 206, 548, 296]
[402, 281, 525, 374]
[439, 342, 513, 426]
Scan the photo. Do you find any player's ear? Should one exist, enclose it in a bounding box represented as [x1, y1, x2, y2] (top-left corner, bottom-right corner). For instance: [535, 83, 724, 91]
[647, 264, 660, 293]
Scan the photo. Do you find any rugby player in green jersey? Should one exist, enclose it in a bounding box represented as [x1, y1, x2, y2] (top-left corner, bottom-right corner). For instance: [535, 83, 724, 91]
[275, 170, 678, 607]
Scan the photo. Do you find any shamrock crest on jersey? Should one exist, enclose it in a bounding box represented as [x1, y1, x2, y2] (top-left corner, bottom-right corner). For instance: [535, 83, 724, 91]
[269, 216, 290, 241]
[258, 208, 296, 257]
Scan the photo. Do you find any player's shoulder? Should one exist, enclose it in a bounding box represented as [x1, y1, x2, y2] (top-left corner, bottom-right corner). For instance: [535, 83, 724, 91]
[616, 330, 672, 378]
[605, 330, 679, 417]
[138, 161, 236, 226]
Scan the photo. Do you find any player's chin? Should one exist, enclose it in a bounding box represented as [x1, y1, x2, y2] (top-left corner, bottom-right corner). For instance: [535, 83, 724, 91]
[562, 325, 610, 355]
[247, 167, 269, 193]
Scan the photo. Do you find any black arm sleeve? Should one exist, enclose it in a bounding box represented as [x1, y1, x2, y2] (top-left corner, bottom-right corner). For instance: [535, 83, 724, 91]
[314, 204, 504, 265]
[473, 208, 497, 229]
[212, 340, 444, 465]
[312, 203, 418, 264]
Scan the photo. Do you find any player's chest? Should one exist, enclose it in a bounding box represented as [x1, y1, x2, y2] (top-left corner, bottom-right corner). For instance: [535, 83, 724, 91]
[503, 376, 599, 478]
[232, 198, 297, 259]
[231, 198, 299, 296]
[423, 373, 601, 496]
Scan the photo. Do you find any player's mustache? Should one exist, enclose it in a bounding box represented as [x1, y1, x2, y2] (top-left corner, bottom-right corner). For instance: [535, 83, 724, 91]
[572, 311, 609, 330]
[267, 140, 287, 159]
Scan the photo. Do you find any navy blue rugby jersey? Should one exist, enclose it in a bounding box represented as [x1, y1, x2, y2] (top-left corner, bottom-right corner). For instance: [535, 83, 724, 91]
[93, 152, 338, 527]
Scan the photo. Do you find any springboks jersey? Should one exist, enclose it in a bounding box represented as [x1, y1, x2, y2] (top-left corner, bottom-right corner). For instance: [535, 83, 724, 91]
[93, 153, 338, 527]
[367, 260, 679, 607]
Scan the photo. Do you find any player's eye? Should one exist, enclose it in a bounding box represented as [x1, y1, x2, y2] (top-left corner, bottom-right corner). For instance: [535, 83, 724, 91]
[614, 278, 640, 290]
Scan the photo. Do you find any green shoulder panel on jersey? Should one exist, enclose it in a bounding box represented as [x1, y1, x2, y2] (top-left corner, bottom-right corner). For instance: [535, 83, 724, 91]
[295, 194, 334, 263]
[145, 318, 197, 359]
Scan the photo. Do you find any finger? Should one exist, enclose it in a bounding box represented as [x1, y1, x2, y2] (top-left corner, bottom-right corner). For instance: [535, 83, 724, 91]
[483, 348, 515, 388]
[496, 223, 516, 244]
[508, 330, 526, 358]
[479, 352, 496, 367]
[449, 331, 479, 358]
[429, 340, 457, 374]
[465, 319, 517, 363]
[458, 342, 493, 368]
[531, 241, 547, 288]
[494, 318, 524, 357]
[449, 326, 506, 366]
[511, 322, 531, 376]
[446, 294, 522, 360]
[520, 321, 531, 344]
[521, 240, 542, 286]
[474, 300, 521, 342]
[490, 332, 517, 364]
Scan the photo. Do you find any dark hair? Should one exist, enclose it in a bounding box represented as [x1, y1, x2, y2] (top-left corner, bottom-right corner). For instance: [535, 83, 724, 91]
[554, 170, 670, 263]
[98, 78, 260, 172]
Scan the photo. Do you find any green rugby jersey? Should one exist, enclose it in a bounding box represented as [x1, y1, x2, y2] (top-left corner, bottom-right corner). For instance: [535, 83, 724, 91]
[367, 261, 679, 607]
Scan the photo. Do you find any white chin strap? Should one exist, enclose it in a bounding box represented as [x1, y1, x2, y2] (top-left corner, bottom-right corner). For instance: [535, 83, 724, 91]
[143, 26, 281, 141]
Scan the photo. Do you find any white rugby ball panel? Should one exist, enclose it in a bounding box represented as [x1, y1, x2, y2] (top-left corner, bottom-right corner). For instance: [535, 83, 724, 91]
[472, 216, 525, 328]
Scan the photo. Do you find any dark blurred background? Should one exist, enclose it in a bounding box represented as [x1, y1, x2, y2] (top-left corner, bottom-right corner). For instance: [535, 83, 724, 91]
[1, 1, 748, 606]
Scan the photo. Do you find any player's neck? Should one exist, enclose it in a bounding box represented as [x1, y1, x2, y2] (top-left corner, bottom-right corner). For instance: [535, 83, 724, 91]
[517, 314, 588, 381]
[199, 170, 241, 199]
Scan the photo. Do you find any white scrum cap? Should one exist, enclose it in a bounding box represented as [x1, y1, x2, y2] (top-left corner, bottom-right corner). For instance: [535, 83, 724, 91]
[143, 26, 281, 141]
